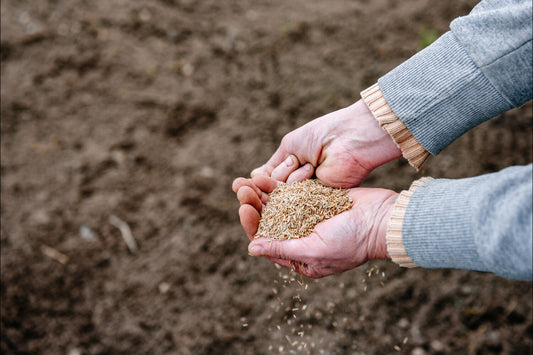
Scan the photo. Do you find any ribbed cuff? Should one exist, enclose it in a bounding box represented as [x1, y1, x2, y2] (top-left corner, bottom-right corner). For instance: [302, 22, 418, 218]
[361, 83, 430, 170]
[386, 177, 434, 268]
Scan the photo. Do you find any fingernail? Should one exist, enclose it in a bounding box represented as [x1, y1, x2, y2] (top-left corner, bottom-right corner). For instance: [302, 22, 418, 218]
[304, 163, 312, 171]
[285, 156, 294, 167]
[249, 245, 264, 256]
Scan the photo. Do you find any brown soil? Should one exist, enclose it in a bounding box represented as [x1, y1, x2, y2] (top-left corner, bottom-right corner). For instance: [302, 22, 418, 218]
[1, 1, 531, 354]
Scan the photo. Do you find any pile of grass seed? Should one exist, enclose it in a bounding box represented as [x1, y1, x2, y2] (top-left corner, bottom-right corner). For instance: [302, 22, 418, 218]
[256, 179, 353, 240]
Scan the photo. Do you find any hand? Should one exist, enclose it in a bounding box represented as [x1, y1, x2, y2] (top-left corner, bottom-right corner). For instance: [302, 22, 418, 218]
[232, 176, 398, 278]
[251, 99, 402, 188]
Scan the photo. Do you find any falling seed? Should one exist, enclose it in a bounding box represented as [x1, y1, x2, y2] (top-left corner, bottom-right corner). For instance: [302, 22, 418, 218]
[41, 245, 69, 264]
[79, 224, 97, 242]
[158, 282, 171, 294]
[394, 345, 401, 351]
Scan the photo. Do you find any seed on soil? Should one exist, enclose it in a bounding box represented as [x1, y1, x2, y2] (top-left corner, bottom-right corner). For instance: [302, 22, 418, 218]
[256, 179, 353, 240]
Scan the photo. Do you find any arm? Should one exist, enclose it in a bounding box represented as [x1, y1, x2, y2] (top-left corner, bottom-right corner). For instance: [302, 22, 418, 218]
[236, 167, 533, 280]
[363, 0, 533, 280]
[396, 165, 532, 281]
[366, 0, 532, 158]
[234, 0, 533, 280]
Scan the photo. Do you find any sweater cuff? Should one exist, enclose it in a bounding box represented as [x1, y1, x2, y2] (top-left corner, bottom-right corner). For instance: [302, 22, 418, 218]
[361, 83, 430, 170]
[386, 177, 434, 268]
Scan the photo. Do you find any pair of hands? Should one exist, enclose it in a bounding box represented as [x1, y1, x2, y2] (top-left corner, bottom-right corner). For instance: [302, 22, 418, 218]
[232, 99, 403, 278]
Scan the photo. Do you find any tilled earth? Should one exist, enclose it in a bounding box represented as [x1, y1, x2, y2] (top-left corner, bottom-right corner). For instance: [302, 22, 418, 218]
[1, 0, 532, 354]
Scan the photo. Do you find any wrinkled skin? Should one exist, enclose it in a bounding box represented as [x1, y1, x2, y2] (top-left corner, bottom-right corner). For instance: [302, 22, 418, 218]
[251, 99, 402, 188]
[233, 176, 399, 278]
[233, 99, 403, 278]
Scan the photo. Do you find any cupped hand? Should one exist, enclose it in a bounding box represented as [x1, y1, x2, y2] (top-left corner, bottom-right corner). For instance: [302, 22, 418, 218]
[251, 99, 402, 188]
[232, 176, 398, 278]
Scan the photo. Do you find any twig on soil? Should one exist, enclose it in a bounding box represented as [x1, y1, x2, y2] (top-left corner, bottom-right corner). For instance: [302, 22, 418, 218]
[109, 215, 138, 253]
[40, 244, 69, 264]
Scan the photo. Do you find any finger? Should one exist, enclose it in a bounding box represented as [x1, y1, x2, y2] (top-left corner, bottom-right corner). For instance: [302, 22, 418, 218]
[251, 175, 282, 204]
[232, 177, 247, 193]
[251, 175, 282, 194]
[250, 165, 271, 178]
[286, 163, 314, 183]
[251, 147, 290, 178]
[232, 177, 261, 196]
[239, 204, 260, 239]
[233, 177, 271, 205]
[248, 237, 309, 261]
[236, 186, 263, 212]
[270, 155, 299, 182]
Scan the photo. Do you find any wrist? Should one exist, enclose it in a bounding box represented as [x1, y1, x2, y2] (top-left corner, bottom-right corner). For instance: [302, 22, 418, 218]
[386, 177, 433, 267]
[360, 84, 430, 170]
[352, 99, 403, 167]
[369, 191, 399, 261]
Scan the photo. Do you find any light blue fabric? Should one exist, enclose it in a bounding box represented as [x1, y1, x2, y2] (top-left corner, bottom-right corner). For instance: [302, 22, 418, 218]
[378, 0, 532, 155]
[376, 0, 533, 280]
[403, 165, 532, 280]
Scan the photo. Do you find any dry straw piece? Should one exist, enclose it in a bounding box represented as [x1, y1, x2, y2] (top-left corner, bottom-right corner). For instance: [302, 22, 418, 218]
[256, 179, 353, 240]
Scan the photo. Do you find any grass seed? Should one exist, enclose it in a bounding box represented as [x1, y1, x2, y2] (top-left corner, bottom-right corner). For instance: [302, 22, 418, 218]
[256, 179, 353, 240]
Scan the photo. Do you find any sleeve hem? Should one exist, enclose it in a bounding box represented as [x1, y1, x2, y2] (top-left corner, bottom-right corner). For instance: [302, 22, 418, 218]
[361, 83, 430, 170]
[386, 177, 434, 268]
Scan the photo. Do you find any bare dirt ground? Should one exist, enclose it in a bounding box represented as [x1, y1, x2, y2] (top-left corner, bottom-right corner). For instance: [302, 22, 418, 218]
[1, 1, 532, 354]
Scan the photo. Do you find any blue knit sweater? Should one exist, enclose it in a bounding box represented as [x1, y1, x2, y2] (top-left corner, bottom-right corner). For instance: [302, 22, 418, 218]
[379, 0, 532, 280]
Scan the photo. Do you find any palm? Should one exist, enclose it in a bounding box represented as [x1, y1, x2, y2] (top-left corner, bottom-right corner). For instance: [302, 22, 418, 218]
[233, 176, 397, 278]
[289, 188, 396, 277]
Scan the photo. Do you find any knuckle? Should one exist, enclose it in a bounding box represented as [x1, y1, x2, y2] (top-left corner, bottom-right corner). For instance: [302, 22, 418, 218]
[268, 242, 286, 259]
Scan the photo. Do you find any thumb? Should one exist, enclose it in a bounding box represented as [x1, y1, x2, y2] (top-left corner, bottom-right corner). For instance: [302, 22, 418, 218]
[248, 238, 303, 260]
[251, 147, 290, 178]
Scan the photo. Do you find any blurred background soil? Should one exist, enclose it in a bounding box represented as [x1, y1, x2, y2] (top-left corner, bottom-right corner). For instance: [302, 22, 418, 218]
[1, 0, 532, 354]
